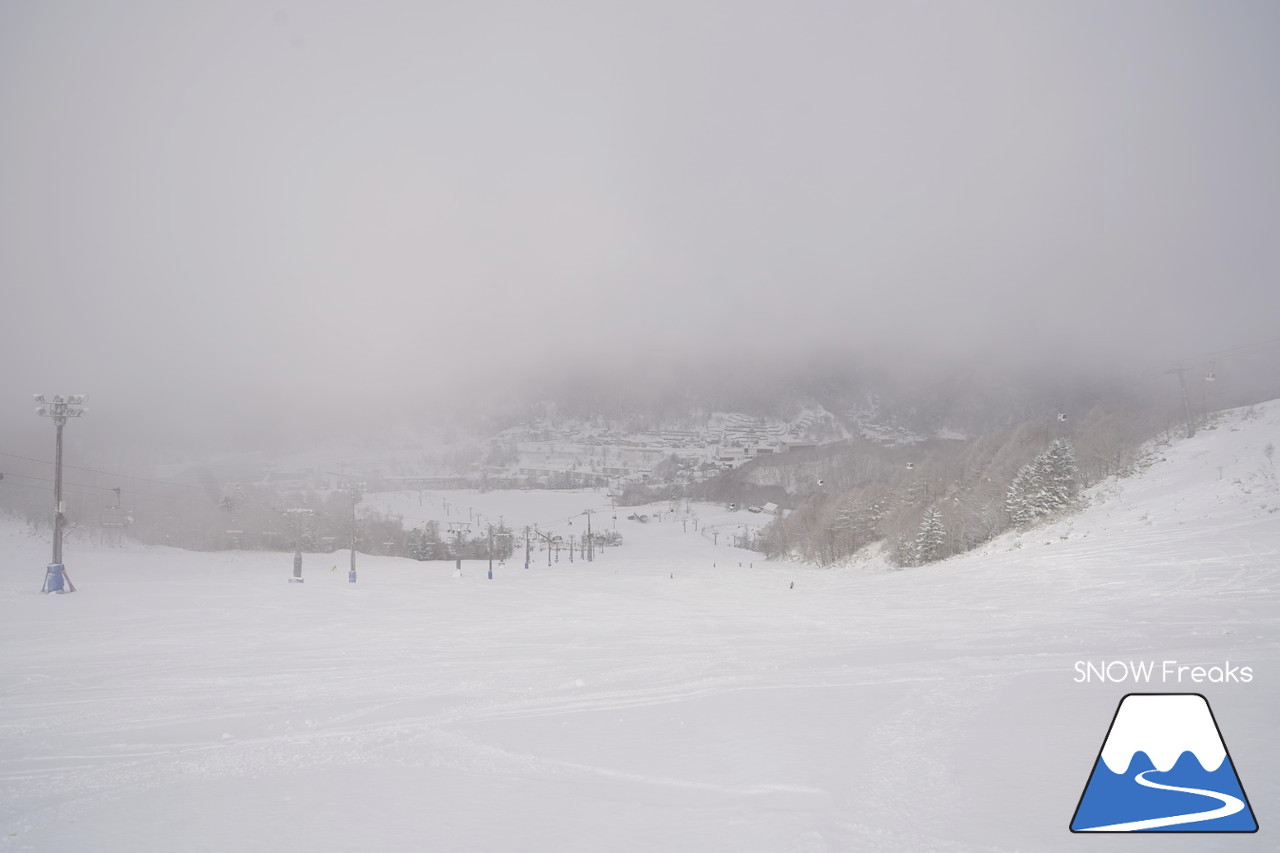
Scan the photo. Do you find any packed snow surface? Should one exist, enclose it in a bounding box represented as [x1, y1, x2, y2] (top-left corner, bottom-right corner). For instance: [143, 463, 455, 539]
[2, 403, 1278, 851]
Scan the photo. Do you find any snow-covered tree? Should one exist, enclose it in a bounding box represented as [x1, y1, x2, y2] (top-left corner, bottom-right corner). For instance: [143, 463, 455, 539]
[1041, 438, 1080, 507]
[409, 521, 440, 560]
[1005, 463, 1040, 525]
[1006, 439, 1079, 525]
[831, 488, 890, 556]
[914, 505, 946, 564]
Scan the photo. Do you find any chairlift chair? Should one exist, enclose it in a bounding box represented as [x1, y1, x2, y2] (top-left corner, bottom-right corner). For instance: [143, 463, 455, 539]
[100, 506, 128, 528]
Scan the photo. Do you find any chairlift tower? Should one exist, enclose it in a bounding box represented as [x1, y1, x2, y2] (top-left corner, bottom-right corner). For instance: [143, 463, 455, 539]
[35, 394, 86, 593]
[1203, 364, 1217, 415]
[486, 526, 511, 579]
[1167, 366, 1197, 439]
[448, 521, 471, 574]
[535, 530, 555, 567]
[582, 509, 596, 561]
[101, 487, 128, 547]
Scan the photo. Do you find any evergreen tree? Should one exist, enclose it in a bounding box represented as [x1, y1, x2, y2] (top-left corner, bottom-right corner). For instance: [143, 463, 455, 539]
[891, 532, 916, 568]
[1006, 439, 1080, 525]
[409, 522, 441, 560]
[1005, 463, 1040, 525]
[1042, 439, 1081, 507]
[915, 505, 946, 564]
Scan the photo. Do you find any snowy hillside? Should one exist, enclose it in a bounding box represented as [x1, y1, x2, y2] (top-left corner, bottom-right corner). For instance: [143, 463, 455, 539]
[1, 403, 1277, 852]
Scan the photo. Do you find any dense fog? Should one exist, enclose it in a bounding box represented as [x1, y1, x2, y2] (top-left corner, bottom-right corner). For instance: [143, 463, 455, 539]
[3, 1, 1279, 455]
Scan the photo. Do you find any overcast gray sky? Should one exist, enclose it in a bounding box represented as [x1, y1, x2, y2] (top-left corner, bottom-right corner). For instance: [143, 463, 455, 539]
[3, 1, 1279, 451]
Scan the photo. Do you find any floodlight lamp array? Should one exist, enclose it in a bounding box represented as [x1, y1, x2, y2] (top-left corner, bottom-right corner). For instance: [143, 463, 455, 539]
[34, 394, 88, 421]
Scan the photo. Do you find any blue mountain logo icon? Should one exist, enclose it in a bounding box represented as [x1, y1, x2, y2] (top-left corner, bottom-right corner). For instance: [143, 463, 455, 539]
[1070, 693, 1258, 832]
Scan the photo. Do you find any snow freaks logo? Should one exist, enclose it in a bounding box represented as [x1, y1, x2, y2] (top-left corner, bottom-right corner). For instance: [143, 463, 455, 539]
[1070, 694, 1258, 833]
[1072, 660, 1252, 684]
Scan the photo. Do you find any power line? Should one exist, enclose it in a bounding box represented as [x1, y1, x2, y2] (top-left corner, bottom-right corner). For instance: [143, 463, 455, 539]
[0, 451, 205, 490]
[1176, 334, 1280, 365]
[0, 472, 211, 506]
[0, 478, 65, 494]
[1059, 335, 1280, 403]
[353, 486, 592, 532]
[0, 472, 119, 492]
[0, 474, 212, 517]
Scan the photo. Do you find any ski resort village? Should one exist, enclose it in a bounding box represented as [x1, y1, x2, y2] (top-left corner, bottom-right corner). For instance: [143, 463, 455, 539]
[151, 407, 850, 496]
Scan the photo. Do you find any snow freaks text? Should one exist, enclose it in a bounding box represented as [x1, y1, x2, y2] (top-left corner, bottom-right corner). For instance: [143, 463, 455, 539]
[1074, 661, 1253, 684]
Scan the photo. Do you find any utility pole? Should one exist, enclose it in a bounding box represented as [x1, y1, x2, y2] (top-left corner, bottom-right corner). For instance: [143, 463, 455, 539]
[583, 509, 595, 562]
[1167, 366, 1197, 439]
[524, 526, 531, 568]
[35, 394, 86, 593]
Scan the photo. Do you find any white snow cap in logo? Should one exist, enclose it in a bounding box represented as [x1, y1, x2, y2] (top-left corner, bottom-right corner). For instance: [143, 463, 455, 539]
[1100, 694, 1226, 774]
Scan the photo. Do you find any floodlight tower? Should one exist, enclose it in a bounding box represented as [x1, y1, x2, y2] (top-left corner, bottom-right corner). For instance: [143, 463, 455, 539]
[35, 394, 86, 582]
[343, 482, 365, 583]
[283, 507, 314, 583]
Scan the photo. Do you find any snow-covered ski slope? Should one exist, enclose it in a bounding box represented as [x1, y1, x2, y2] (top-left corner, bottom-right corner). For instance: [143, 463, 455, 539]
[2, 403, 1278, 852]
